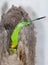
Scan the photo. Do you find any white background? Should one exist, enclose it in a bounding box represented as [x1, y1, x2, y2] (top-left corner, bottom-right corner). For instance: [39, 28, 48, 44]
[0, 0, 48, 65]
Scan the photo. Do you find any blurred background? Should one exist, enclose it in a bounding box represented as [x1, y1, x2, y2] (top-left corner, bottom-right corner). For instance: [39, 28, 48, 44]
[0, 0, 48, 65]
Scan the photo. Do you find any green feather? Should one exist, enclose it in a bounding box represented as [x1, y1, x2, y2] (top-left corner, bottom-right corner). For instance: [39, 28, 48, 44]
[11, 21, 31, 48]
